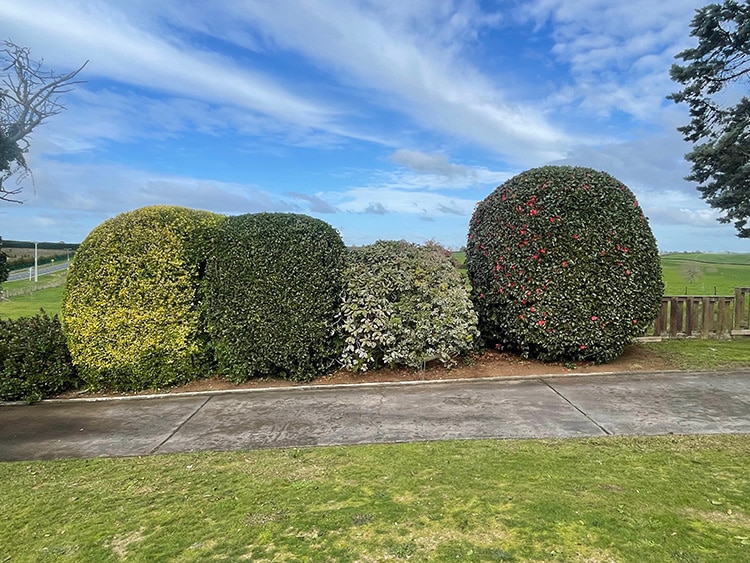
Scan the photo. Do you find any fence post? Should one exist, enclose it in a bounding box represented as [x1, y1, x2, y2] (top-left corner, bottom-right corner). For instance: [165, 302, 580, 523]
[685, 298, 696, 337]
[735, 288, 744, 331]
[701, 297, 713, 339]
[734, 287, 750, 332]
[670, 297, 684, 338]
[718, 297, 732, 337]
[654, 298, 669, 336]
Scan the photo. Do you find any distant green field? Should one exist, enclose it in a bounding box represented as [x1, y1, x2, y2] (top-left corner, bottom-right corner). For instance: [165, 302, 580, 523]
[661, 253, 750, 295]
[0, 285, 64, 319]
[0, 271, 67, 319]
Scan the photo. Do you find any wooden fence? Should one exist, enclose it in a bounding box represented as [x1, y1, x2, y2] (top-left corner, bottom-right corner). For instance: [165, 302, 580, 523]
[646, 287, 750, 339]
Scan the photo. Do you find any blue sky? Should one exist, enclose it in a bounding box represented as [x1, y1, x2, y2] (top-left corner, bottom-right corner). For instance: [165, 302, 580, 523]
[1, 0, 746, 251]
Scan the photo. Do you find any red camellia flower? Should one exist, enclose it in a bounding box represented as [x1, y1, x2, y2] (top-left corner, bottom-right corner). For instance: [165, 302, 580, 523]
[538, 319, 545, 326]
[580, 345, 586, 350]
[591, 315, 598, 321]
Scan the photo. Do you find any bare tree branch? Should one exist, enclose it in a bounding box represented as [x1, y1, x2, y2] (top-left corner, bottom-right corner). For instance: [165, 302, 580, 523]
[0, 40, 87, 202]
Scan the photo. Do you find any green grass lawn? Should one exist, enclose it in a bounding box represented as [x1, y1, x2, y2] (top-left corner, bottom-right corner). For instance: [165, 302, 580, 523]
[0, 284, 64, 319]
[643, 339, 750, 370]
[0, 271, 67, 319]
[1, 435, 748, 562]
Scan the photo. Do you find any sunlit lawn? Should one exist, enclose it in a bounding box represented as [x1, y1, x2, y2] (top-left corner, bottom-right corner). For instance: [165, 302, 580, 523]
[1, 435, 748, 562]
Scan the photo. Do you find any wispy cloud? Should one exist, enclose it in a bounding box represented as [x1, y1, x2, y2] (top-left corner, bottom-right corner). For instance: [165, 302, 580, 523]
[185, 0, 572, 162]
[389, 149, 510, 189]
[287, 192, 337, 214]
[0, 1, 340, 130]
[331, 187, 477, 217]
[522, 0, 705, 120]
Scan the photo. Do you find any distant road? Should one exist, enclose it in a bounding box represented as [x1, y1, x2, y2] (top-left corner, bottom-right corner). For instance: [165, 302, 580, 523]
[7, 261, 70, 282]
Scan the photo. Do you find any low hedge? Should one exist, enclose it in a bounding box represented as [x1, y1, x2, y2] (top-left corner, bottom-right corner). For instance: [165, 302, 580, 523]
[203, 213, 345, 382]
[0, 311, 79, 403]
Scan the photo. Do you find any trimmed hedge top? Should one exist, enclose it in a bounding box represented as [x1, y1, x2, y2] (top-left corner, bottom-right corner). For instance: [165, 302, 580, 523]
[203, 213, 345, 382]
[61, 205, 222, 390]
[466, 166, 663, 363]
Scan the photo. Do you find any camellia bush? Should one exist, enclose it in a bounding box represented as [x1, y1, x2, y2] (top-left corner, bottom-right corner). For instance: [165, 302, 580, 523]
[61, 205, 222, 390]
[338, 240, 479, 371]
[203, 213, 345, 382]
[466, 166, 663, 363]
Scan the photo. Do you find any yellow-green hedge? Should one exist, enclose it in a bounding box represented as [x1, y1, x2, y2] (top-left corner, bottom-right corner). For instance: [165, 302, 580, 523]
[61, 206, 222, 390]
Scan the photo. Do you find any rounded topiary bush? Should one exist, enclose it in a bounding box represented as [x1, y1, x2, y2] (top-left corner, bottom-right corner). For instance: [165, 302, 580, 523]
[338, 240, 479, 371]
[466, 165, 663, 363]
[61, 205, 223, 390]
[203, 213, 345, 382]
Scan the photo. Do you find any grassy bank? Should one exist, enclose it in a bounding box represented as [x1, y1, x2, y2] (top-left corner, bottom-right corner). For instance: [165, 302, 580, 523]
[0, 270, 67, 318]
[1, 435, 748, 562]
[658, 253, 749, 295]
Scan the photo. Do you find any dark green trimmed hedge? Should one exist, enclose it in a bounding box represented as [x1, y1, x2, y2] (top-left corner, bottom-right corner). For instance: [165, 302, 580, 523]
[203, 213, 345, 382]
[61, 205, 222, 391]
[338, 240, 479, 371]
[466, 166, 663, 363]
[0, 236, 8, 287]
[0, 311, 79, 403]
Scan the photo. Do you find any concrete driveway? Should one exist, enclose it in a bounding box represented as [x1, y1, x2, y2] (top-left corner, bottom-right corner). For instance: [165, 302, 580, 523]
[1, 370, 749, 462]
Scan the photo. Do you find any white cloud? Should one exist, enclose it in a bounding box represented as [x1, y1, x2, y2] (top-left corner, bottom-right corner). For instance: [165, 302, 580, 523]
[13, 159, 305, 215]
[329, 182, 478, 217]
[0, 1, 340, 130]
[522, 0, 705, 120]
[389, 149, 510, 188]
[187, 0, 571, 163]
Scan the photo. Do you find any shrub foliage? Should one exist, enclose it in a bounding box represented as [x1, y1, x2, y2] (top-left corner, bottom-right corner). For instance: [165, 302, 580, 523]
[0, 236, 8, 288]
[203, 213, 345, 382]
[61, 205, 222, 391]
[0, 311, 79, 402]
[466, 166, 663, 363]
[338, 240, 479, 371]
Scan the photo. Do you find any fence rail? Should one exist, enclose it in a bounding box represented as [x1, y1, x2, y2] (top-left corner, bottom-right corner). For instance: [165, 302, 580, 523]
[647, 287, 750, 339]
